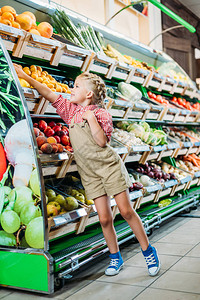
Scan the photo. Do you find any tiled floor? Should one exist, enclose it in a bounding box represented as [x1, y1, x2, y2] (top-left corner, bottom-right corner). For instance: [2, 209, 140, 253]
[1, 208, 200, 300]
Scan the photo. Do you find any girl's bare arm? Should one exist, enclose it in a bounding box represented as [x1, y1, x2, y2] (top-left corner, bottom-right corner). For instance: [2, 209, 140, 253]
[13, 63, 58, 103]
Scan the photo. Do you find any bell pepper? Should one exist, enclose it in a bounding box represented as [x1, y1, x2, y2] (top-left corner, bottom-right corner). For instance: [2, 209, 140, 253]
[0, 143, 6, 181]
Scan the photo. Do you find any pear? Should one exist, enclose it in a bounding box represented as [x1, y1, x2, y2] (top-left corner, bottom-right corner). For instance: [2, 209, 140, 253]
[65, 196, 78, 211]
[54, 194, 67, 210]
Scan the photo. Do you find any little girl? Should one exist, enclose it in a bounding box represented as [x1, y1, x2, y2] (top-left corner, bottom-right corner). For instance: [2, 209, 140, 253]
[14, 64, 160, 277]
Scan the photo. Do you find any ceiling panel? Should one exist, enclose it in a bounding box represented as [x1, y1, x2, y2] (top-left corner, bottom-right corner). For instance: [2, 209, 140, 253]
[179, 0, 200, 18]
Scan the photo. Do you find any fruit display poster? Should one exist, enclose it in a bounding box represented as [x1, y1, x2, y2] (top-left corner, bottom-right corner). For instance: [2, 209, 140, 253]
[0, 42, 44, 249]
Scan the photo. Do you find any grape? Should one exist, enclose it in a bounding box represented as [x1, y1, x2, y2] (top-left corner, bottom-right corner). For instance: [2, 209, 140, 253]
[0, 230, 16, 246]
[20, 202, 42, 225]
[29, 168, 41, 197]
[13, 186, 33, 215]
[1, 210, 20, 233]
[25, 216, 44, 249]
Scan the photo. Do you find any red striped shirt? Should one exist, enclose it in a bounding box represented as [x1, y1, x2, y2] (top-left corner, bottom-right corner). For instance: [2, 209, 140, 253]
[52, 95, 113, 141]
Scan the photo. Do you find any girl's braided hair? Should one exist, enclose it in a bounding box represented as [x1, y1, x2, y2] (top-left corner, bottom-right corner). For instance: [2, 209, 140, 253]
[77, 72, 107, 107]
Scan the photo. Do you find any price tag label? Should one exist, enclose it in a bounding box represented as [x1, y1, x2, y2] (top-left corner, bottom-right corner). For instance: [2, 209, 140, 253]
[53, 217, 67, 226]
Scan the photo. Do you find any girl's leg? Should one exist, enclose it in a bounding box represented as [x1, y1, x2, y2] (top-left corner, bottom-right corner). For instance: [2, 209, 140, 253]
[94, 194, 118, 254]
[114, 189, 149, 251]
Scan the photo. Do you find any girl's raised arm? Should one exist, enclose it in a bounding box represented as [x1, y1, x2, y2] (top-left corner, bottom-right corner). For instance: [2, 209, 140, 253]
[13, 63, 58, 104]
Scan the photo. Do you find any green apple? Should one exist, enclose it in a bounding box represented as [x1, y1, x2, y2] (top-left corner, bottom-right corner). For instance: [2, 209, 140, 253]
[46, 204, 58, 217]
[48, 201, 61, 212]
[46, 189, 56, 202]
[75, 192, 85, 203]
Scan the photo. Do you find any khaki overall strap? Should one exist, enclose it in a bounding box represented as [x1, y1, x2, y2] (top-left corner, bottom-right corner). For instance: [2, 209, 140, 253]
[70, 107, 100, 126]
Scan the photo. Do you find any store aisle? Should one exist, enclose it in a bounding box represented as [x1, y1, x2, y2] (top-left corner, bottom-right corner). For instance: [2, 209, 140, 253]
[1, 208, 200, 300]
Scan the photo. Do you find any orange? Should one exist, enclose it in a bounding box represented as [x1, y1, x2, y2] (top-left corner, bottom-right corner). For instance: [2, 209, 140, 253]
[47, 83, 54, 89]
[11, 21, 21, 29]
[36, 66, 42, 72]
[15, 14, 32, 31]
[1, 12, 14, 22]
[29, 28, 41, 35]
[30, 65, 37, 72]
[1, 6, 16, 17]
[31, 73, 38, 79]
[21, 11, 36, 23]
[23, 67, 31, 76]
[0, 19, 12, 26]
[36, 77, 43, 83]
[37, 22, 53, 39]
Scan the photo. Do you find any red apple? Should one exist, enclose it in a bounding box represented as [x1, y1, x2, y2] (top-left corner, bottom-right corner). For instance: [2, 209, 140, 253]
[56, 130, 65, 137]
[54, 135, 61, 143]
[33, 122, 38, 128]
[48, 121, 56, 128]
[53, 125, 61, 132]
[65, 145, 73, 152]
[39, 120, 47, 131]
[62, 125, 69, 135]
[56, 123, 62, 127]
[44, 127, 55, 137]
[61, 135, 70, 146]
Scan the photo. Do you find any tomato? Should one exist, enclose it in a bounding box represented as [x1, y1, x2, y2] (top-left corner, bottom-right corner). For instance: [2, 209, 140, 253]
[172, 96, 177, 102]
[156, 95, 163, 103]
[162, 99, 169, 105]
[147, 91, 153, 98]
[0, 143, 7, 181]
[151, 93, 157, 100]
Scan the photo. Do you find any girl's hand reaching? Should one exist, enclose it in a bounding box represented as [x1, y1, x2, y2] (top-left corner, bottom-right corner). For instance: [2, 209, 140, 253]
[13, 63, 27, 80]
[13, 63, 58, 104]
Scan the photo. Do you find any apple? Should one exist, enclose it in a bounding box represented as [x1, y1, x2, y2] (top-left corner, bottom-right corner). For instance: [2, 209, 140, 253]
[48, 121, 56, 128]
[33, 123, 38, 128]
[61, 135, 70, 146]
[56, 123, 62, 127]
[56, 130, 65, 137]
[34, 127, 40, 137]
[53, 125, 61, 132]
[62, 126, 69, 135]
[38, 120, 47, 131]
[65, 145, 73, 152]
[46, 204, 58, 217]
[54, 135, 61, 143]
[44, 127, 55, 137]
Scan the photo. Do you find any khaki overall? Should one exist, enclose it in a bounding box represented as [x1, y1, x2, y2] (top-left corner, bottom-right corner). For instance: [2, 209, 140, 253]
[69, 111, 132, 200]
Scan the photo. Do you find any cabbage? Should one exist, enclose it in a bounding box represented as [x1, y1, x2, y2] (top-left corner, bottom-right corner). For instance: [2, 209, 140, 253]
[154, 130, 167, 145]
[140, 121, 150, 132]
[127, 123, 145, 138]
[142, 131, 150, 143]
[147, 133, 157, 145]
[118, 82, 142, 102]
[116, 121, 130, 130]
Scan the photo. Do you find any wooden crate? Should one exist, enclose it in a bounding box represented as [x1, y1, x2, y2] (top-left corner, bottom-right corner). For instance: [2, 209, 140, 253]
[0, 23, 25, 56]
[40, 152, 74, 178]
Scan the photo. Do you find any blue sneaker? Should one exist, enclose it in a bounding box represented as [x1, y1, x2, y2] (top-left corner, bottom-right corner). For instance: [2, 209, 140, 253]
[142, 244, 160, 276]
[105, 252, 124, 276]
